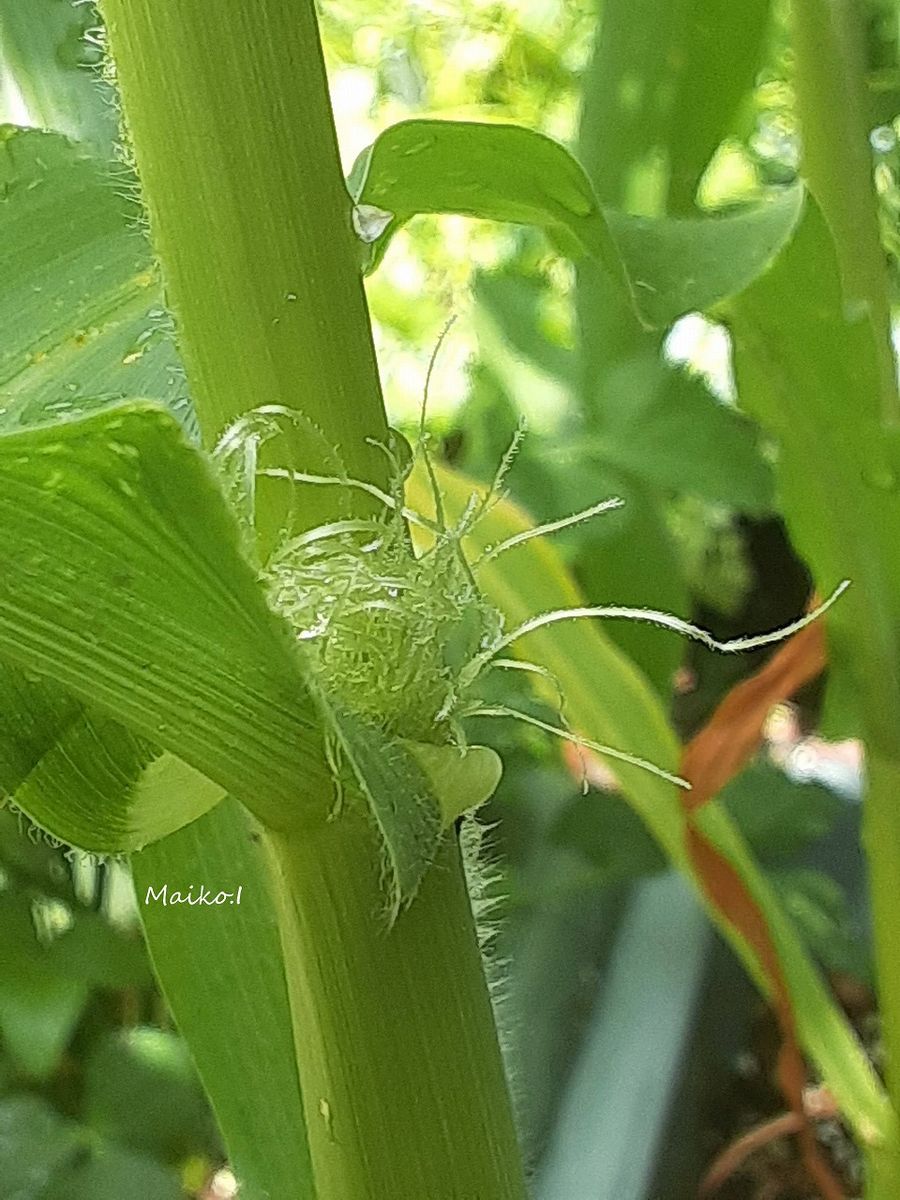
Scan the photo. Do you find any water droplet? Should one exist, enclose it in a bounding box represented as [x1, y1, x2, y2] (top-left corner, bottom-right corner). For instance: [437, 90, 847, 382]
[871, 125, 896, 154]
[352, 203, 394, 244]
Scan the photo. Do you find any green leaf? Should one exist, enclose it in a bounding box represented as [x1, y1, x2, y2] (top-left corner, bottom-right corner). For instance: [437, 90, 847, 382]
[0, 659, 223, 857]
[720, 763, 842, 860]
[9, 703, 224, 854]
[348, 118, 635, 307]
[0, 4, 116, 151]
[605, 186, 805, 327]
[0, 659, 80, 792]
[42, 909, 152, 991]
[0, 127, 188, 433]
[328, 684, 498, 895]
[0, 126, 208, 852]
[44, 1142, 185, 1200]
[404, 741, 503, 826]
[663, 0, 772, 211]
[349, 118, 804, 328]
[0, 1095, 83, 1198]
[575, 0, 768, 211]
[729, 201, 900, 736]
[0, 400, 330, 836]
[589, 367, 775, 513]
[133, 798, 316, 1200]
[325, 705, 442, 914]
[771, 867, 872, 983]
[0, 1093, 184, 1200]
[407, 460, 894, 1150]
[0, 894, 89, 1078]
[473, 271, 576, 387]
[83, 1027, 220, 1163]
[323, 703, 503, 912]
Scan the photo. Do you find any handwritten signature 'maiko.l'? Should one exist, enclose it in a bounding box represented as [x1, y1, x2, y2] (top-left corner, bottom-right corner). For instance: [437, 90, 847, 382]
[143, 884, 243, 907]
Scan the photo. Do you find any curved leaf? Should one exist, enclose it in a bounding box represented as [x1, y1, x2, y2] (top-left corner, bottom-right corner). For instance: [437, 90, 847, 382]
[350, 118, 804, 328]
[405, 740, 503, 826]
[406, 462, 894, 1150]
[133, 798, 315, 1200]
[324, 704, 502, 915]
[8, 704, 222, 854]
[607, 186, 805, 327]
[348, 118, 635, 308]
[0, 400, 327, 832]
[325, 704, 443, 916]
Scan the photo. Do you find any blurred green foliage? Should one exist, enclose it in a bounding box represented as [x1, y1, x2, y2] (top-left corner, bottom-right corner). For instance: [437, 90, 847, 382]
[1, 0, 896, 1196]
[0, 810, 223, 1199]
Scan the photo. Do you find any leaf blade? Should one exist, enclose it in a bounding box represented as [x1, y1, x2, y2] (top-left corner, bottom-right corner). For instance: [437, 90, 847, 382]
[0, 400, 328, 834]
[350, 118, 804, 328]
[407, 461, 893, 1146]
[132, 798, 316, 1200]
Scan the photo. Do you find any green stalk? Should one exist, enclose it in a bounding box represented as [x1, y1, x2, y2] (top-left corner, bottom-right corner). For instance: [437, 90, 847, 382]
[266, 818, 525, 1198]
[791, 0, 900, 1183]
[100, 0, 387, 461]
[792, 0, 899, 428]
[99, 2, 526, 1196]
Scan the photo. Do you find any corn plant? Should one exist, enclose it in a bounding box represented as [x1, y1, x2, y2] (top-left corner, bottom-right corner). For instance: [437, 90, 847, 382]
[1, 1, 900, 1198]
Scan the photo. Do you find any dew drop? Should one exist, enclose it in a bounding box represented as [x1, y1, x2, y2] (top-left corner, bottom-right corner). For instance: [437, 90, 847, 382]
[871, 125, 896, 154]
[352, 203, 394, 244]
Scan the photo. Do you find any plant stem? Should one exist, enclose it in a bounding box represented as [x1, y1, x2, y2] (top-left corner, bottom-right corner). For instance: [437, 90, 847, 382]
[866, 1136, 900, 1199]
[792, 0, 900, 428]
[99, 0, 388, 475]
[100, 2, 526, 1195]
[791, 0, 900, 1182]
[265, 818, 527, 1199]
